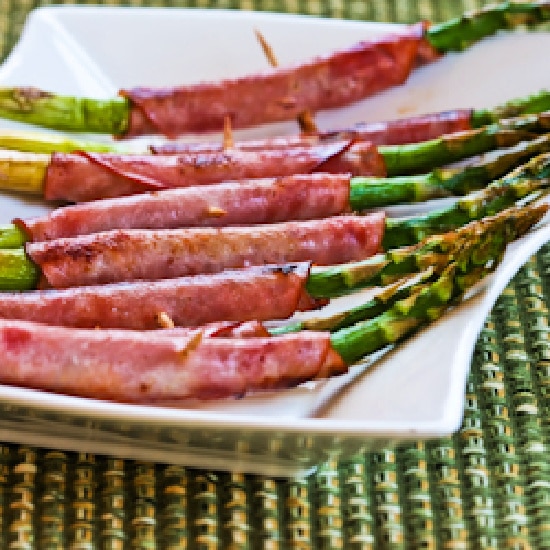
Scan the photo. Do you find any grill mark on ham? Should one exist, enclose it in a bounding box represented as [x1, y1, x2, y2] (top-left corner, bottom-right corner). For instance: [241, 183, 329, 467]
[0, 318, 346, 402]
[120, 24, 428, 137]
[26, 213, 385, 288]
[0, 264, 320, 329]
[43, 140, 385, 203]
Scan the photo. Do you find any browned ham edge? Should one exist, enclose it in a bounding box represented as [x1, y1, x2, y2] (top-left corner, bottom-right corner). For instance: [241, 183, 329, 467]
[18, 174, 352, 241]
[26, 213, 385, 288]
[151, 134, 319, 154]
[0, 319, 346, 402]
[120, 24, 430, 137]
[182, 320, 270, 338]
[43, 141, 385, 202]
[131, 320, 270, 338]
[152, 109, 474, 153]
[0, 264, 320, 329]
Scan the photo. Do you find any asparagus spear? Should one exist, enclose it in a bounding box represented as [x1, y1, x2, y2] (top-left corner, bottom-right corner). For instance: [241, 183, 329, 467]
[0, 248, 39, 291]
[350, 131, 550, 208]
[0, 111, 547, 197]
[378, 112, 550, 176]
[383, 151, 550, 249]
[0, 128, 136, 154]
[0, 1, 547, 136]
[330, 263, 474, 364]
[426, 1, 550, 52]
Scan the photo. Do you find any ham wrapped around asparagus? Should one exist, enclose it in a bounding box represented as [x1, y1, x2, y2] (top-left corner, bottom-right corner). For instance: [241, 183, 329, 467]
[152, 109, 474, 153]
[121, 23, 432, 137]
[17, 174, 351, 241]
[43, 140, 383, 202]
[0, 263, 320, 329]
[0, 319, 345, 401]
[25, 213, 385, 288]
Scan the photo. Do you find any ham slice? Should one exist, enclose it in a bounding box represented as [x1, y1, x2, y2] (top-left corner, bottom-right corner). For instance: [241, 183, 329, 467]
[151, 134, 319, 154]
[0, 264, 319, 329]
[18, 174, 351, 240]
[152, 109, 474, 153]
[319, 109, 473, 145]
[0, 319, 345, 402]
[26, 213, 385, 288]
[44, 141, 384, 203]
[120, 24, 430, 137]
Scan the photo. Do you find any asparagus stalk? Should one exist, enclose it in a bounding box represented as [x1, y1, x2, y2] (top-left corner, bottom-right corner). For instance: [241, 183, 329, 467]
[0, 1, 547, 136]
[472, 89, 550, 128]
[0, 128, 136, 154]
[350, 132, 550, 208]
[330, 263, 471, 364]
[0, 248, 39, 290]
[425, 1, 550, 52]
[378, 112, 550, 176]
[270, 275, 433, 336]
[0, 87, 129, 135]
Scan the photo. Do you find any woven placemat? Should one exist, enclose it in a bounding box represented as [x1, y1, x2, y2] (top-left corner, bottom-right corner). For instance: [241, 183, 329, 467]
[0, 0, 548, 548]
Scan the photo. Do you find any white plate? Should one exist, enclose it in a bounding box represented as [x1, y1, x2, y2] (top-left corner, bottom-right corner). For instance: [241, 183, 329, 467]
[0, 6, 548, 476]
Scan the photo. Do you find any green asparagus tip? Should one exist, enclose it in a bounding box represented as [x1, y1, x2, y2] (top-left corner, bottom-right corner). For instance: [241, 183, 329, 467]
[0, 87, 130, 135]
[0, 248, 40, 291]
[426, 1, 550, 53]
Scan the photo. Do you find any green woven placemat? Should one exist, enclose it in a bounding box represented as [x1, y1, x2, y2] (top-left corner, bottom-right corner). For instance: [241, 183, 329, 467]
[0, 1, 548, 548]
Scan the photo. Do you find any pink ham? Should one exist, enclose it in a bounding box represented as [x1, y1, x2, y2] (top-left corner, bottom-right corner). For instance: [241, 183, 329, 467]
[319, 109, 473, 145]
[152, 109, 474, 153]
[0, 264, 319, 329]
[120, 24, 430, 137]
[44, 141, 384, 202]
[18, 174, 351, 240]
[26, 213, 385, 288]
[0, 318, 346, 402]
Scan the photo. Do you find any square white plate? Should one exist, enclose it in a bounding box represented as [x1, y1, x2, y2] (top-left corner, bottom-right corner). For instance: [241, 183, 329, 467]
[0, 6, 549, 476]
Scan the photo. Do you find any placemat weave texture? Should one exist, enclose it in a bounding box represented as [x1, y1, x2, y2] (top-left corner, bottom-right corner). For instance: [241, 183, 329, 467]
[0, 1, 547, 548]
